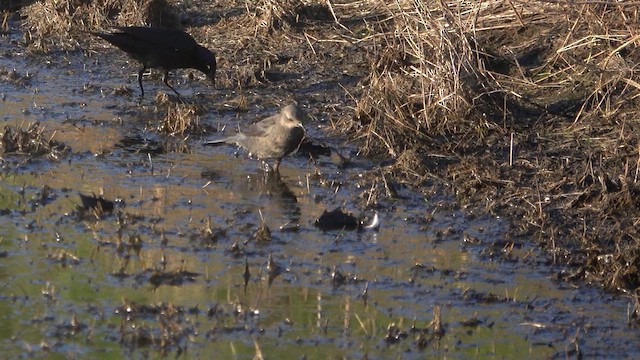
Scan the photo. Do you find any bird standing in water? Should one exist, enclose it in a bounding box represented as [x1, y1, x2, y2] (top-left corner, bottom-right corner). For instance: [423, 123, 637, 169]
[205, 104, 307, 172]
[92, 26, 217, 96]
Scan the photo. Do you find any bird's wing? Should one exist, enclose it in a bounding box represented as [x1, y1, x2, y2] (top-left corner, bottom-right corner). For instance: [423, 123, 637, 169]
[94, 30, 155, 57]
[116, 27, 197, 52]
[242, 114, 278, 137]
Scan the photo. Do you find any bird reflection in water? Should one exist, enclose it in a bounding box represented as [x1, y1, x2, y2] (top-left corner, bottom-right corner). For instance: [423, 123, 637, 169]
[201, 169, 301, 224]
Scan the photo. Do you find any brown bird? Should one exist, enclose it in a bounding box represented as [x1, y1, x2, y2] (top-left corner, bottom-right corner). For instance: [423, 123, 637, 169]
[92, 26, 217, 96]
[205, 104, 307, 172]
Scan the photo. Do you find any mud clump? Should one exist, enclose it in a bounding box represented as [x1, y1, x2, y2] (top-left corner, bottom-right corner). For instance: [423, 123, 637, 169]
[254, 222, 272, 243]
[314, 207, 359, 231]
[78, 193, 115, 217]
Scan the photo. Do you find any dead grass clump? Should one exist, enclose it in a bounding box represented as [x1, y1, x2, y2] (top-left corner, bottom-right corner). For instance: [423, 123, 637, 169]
[390, 148, 430, 183]
[468, 2, 640, 130]
[340, 1, 492, 159]
[254, 0, 329, 33]
[255, 0, 302, 32]
[0, 122, 68, 158]
[232, 61, 263, 88]
[21, 0, 179, 52]
[338, 1, 640, 292]
[157, 101, 205, 136]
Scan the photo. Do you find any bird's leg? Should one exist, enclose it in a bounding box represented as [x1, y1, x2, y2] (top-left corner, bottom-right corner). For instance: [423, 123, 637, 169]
[137, 67, 146, 97]
[162, 70, 182, 96]
[273, 159, 281, 173]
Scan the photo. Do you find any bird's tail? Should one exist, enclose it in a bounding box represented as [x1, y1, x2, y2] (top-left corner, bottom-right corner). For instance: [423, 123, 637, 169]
[203, 139, 228, 147]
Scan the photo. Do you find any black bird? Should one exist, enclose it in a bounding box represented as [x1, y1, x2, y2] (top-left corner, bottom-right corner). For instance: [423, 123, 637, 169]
[92, 26, 217, 96]
[205, 104, 307, 172]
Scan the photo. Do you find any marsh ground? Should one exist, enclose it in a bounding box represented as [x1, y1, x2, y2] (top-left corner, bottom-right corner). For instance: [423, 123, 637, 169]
[2, 0, 640, 358]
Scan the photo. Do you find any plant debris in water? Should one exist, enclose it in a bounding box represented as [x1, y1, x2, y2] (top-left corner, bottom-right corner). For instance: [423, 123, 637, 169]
[0, 122, 68, 159]
[157, 100, 208, 135]
[0, 66, 31, 86]
[116, 300, 194, 356]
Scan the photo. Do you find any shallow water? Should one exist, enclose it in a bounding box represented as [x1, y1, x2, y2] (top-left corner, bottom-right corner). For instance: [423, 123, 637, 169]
[1, 28, 639, 359]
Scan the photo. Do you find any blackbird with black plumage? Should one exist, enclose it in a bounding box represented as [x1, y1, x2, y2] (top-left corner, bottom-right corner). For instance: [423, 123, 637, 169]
[92, 26, 217, 96]
[205, 104, 307, 172]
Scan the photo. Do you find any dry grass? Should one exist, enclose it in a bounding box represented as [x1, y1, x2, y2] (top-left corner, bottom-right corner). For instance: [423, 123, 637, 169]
[339, 1, 503, 160]
[336, 0, 640, 291]
[156, 98, 206, 136]
[255, 0, 302, 32]
[254, 0, 331, 33]
[338, 0, 640, 156]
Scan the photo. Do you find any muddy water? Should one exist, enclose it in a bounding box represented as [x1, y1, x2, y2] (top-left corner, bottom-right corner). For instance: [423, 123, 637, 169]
[1, 32, 639, 359]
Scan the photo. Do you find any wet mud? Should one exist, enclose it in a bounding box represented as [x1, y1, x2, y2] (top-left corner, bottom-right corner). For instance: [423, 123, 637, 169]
[1, 1, 640, 359]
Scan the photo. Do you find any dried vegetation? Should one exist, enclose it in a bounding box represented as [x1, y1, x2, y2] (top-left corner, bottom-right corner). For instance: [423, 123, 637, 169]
[0, 122, 68, 159]
[254, 0, 331, 33]
[156, 98, 206, 136]
[337, 1, 640, 292]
